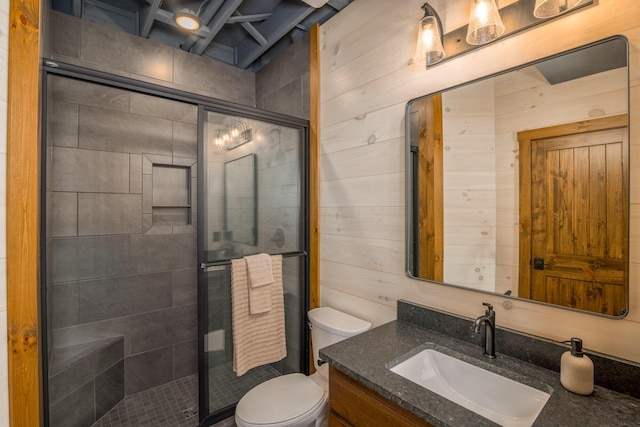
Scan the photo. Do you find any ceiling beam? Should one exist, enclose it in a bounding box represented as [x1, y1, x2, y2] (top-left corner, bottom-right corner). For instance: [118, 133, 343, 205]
[232, 11, 268, 46]
[191, 0, 245, 55]
[227, 13, 271, 23]
[295, 6, 337, 33]
[327, 0, 350, 11]
[241, 21, 267, 46]
[180, 0, 225, 52]
[291, 27, 307, 39]
[235, 2, 314, 69]
[140, 0, 162, 38]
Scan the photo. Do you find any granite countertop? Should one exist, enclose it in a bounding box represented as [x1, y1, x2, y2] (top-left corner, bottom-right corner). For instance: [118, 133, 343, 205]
[320, 319, 640, 426]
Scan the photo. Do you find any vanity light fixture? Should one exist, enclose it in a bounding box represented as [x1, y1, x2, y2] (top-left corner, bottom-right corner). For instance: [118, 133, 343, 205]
[213, 130, 226, 152]
[416, 3, 445, 67]
[466, 0, 505, 45]
[174, 9, 201, 31]
[416, 0, 593, 68]
[214, 119, 253, 151]
[533, 0, 585, 18]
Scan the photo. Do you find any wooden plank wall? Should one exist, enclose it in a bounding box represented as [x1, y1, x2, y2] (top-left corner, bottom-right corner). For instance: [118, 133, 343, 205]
[318, 0, 640, 362]
[7, 0, 43, 425]
[442, 79, 497, 291]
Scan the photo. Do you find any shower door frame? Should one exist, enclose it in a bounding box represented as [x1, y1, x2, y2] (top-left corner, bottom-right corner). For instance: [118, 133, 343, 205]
[197, 105, 310, 426]
[39, 60, 311, 427]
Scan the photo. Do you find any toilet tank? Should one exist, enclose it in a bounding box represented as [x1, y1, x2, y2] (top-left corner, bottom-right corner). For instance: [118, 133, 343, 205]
[308, 307, 371, 370]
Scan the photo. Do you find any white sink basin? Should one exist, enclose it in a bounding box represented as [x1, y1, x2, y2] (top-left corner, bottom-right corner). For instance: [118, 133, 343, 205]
[390, 349, 551, 427]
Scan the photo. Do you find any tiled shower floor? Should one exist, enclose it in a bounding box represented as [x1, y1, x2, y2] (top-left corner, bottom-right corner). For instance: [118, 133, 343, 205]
[92, 375, 200, 427]
[208, 362, 281, 412]
[92, 363, 280, 426]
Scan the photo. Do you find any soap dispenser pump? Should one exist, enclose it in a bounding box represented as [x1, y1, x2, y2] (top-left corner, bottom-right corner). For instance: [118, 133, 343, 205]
[560, 337, 594, 395]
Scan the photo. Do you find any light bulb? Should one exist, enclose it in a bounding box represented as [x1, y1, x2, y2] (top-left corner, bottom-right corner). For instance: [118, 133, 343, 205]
[474, 2, 489, 23]
[415, 5, 445, 67]
[174, 10, 201, 31]
[534, 0, 584, 18]
[466, 0, 505, 45]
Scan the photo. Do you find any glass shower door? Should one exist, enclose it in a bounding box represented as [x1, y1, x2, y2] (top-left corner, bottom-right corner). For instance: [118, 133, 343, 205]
[199, 109, 308, 424]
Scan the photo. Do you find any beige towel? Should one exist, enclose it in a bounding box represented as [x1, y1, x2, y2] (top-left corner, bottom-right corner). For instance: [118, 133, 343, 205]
[245, 253, 274, 314]
[231, 255, 286, 376]
[249, 281, 272, 315]
[245, 253, 275, 287]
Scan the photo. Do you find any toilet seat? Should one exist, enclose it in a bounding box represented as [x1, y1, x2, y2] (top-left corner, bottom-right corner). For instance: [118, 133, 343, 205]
[235, 373, 327, 427]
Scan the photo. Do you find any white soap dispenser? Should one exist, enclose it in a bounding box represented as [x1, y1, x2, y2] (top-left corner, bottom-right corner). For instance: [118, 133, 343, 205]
[560, 337, 594, 395]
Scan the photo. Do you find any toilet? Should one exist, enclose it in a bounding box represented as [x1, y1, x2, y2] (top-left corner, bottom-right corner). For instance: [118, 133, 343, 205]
[235, 307, 371, 427]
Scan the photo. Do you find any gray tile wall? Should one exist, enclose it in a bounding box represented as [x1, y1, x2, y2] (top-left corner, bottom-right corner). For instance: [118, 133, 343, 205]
[50, 11, 255, 108]
[255, 33, 310, 120]
[47, 78, 56, 366]
[49, 74, 200, 400]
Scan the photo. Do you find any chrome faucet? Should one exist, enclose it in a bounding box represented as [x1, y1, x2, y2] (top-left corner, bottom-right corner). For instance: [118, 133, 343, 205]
[472, 302, 496, 359]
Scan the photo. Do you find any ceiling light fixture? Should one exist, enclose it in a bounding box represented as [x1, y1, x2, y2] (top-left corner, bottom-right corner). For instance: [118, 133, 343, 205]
[533, 0, 585, 18]
[466, 0, 505, 45]
[415, 3, 445, 68]
[174, 9, 201, 31]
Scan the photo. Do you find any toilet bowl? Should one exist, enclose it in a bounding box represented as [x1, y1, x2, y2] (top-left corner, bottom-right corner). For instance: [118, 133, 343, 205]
[235, 307, 371, 427]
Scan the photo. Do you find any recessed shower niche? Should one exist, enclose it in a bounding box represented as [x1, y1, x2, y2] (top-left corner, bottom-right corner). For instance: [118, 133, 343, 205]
[149, 163, 194, 231]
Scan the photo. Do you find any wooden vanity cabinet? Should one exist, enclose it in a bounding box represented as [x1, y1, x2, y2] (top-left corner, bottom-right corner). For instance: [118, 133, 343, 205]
[328, 366, 432, 427]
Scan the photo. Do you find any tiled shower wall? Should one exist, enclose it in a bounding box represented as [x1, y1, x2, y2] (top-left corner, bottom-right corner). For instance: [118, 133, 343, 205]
[47, 10, 255, 396]
[49, 11, 255, 107]
[256, 33, 310, 120]
[49, 75, 199, 394]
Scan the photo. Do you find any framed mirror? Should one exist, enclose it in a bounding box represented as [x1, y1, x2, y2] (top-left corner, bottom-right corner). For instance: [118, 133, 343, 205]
[406, 37, 629, 317]
[224, 153, 257, 245]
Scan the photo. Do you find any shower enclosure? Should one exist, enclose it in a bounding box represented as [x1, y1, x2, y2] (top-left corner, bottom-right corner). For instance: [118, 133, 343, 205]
[40, 61, 309, 427]
[198, 110, 309, 424]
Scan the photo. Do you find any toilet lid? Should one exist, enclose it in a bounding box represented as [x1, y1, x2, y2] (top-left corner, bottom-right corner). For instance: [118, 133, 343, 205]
[236, 374, 325, 425]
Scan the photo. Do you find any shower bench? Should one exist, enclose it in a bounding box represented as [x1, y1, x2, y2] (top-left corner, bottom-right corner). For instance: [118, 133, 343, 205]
[48, 336, 124, 426]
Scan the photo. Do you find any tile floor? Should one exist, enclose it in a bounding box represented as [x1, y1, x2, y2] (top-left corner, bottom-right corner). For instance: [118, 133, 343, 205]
[208, 362, 281, 412]
[92, 375, 199, 427]
[92, 363, 281, 426]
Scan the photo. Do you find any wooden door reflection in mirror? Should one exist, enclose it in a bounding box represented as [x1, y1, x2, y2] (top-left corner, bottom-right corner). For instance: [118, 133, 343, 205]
[518, 116, 628, 315]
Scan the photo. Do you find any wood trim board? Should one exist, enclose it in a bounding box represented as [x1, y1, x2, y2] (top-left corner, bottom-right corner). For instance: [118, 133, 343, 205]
[309, 23, 321, 373]
[7, 0, 44, 425]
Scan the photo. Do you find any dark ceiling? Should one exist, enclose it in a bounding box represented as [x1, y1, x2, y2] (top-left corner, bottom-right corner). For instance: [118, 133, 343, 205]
[51, 0, 352, 72]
